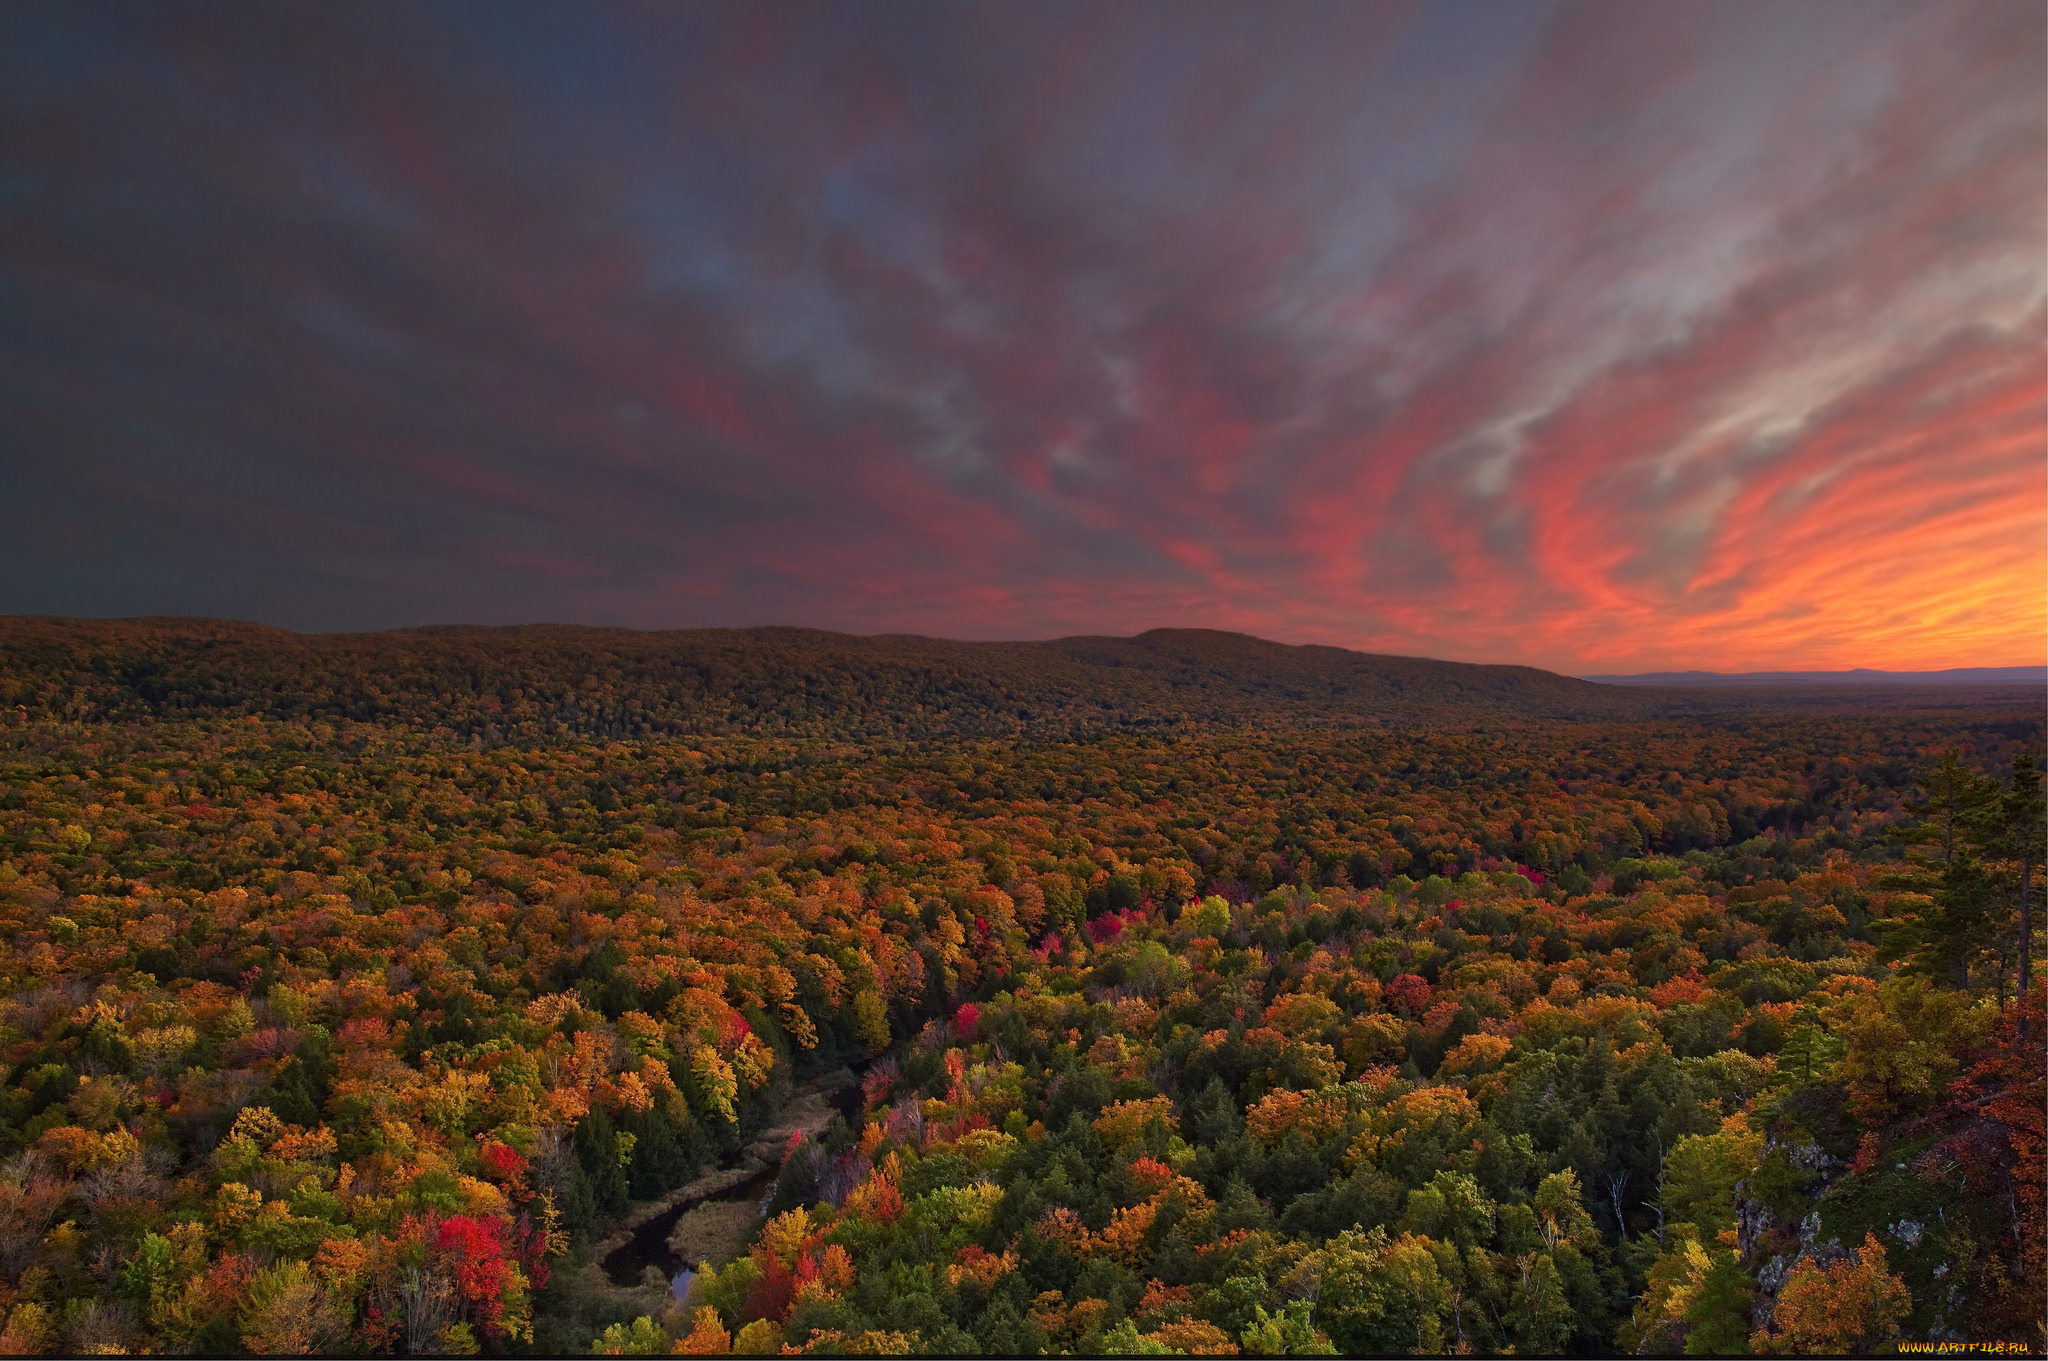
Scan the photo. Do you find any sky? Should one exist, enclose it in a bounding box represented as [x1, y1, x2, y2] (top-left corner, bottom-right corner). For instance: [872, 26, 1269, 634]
[2, 1, 2042, 674]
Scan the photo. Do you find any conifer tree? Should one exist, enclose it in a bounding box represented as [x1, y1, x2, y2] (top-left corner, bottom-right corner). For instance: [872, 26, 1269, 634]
[1998, 752, 2044, 1019]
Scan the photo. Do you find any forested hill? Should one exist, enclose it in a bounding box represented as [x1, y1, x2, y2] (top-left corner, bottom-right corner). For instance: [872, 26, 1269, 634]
[0, 618, 1639, 739]
[0, 614, 2041, 1354]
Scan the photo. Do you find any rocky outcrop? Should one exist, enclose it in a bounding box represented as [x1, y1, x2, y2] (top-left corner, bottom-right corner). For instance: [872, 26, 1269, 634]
[1735, 1138, 1846, 1333]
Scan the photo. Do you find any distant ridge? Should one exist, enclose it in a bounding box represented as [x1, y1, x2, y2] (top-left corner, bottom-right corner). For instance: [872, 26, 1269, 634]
[3, 618, 2036, 742]
[0, 616, 1634, 740]
[1584, 666, 2047, 687]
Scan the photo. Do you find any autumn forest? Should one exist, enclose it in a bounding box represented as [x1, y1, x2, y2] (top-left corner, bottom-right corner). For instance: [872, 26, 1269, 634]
[0, 619, 2039, 1357]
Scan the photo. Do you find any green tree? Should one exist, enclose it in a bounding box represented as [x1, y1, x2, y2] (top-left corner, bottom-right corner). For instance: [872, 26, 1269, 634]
[1509, 1251, 1573, 1354]
[1932, 852, 1999, 989]
[1826, 976, 1979, 1122]
[1532, 1169, 1599, 1251]
[1658, 1116, 1762, 1240]
[1239, 1299, 1336, 1356]
[852, 989, 892, 1056]
[1101, 1318, 1177, 1355]
[1313, 1228, 1451, 1355]
[1881, 751, 2007, 990]
[1682, 1250, 1754, 1355]
[1905, 750, 2001, 871]
[1775, 1017, 1845, 1087]
[591, 1315, 671, 1355]
[1997, 752, 2045, 1018]
[1401, 1171, 1496, 1250]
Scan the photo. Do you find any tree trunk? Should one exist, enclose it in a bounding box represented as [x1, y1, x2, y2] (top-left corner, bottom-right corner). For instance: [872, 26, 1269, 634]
[1652, 1137, 1667, 1246]
[2019, 853, 2035, 1039]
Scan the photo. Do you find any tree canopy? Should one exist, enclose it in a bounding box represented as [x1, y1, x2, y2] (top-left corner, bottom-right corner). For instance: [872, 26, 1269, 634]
[0, 622, 2037, 1355]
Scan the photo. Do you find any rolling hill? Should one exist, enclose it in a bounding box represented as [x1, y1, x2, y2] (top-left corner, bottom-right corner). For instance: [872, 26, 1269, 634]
[1584, 665, 2046, 686]
[0, 617, 1637, 740]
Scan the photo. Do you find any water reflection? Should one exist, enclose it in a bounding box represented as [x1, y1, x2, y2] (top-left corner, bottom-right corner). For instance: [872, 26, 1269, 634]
[598, 1067, 871, 1289]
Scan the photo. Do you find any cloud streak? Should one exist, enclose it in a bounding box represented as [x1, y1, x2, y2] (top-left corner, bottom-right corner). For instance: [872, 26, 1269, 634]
[1, 0, 2040, 670]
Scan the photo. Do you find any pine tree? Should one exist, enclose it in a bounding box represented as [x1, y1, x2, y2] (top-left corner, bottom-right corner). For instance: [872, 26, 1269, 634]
[1933, 851, 1998, 989]
[1680, 1250, 1753, 1355]
[1997, 752, 2045, 1023]
[1879, 751, 2004, 989]
[1906, 750, 2002, 871]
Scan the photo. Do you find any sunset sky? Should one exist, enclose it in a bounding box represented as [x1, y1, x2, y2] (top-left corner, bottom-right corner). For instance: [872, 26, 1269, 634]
[3, 1, 2042, 673]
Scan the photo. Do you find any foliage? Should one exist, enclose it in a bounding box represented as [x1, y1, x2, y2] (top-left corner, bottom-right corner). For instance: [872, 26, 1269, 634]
[0, 623, 2037, 1354]
[1752, 1232, 1910, 1354]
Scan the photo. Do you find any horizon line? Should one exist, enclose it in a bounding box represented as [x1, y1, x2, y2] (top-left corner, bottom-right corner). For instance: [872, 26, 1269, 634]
[4, 612, 2043, 680]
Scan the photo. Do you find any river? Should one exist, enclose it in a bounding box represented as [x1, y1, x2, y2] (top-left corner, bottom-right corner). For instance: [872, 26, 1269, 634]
[597, 1066, 868, 1295]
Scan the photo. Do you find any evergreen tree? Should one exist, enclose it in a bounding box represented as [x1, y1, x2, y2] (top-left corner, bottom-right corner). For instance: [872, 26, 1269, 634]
[1905, 750, 2002, 871]
[1997, 752, 2045, 1020]
[1880, 750, 2005, 989]
[1681, 1251, 1753, 1355]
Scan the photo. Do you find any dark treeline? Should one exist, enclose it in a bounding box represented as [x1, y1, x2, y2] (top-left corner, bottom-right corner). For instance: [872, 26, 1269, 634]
[7, 618, 2032, 743]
